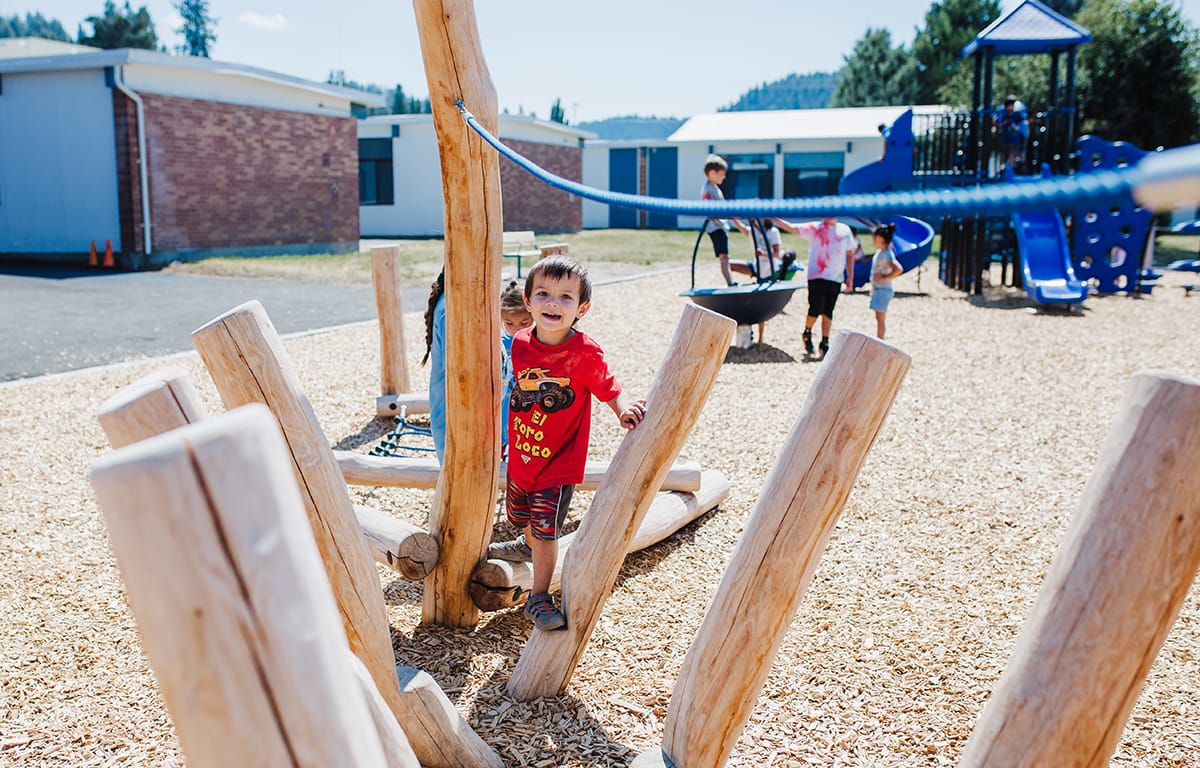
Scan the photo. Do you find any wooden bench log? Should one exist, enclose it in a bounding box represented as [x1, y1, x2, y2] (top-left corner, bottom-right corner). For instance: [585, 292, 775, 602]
[336, 451, 703, 493]
[414, 0, 504, 633]
[377, 392, 432, 417]
[959, 371, 1200, 768]
[193, 300, 501, 768]
[507, 303, 734, 700]
[355, 504, 440, 580]
[470, 469, 729, 612]
[88, 406, 411, 767]
[372, 245, 411, 397]
[637, 330, 910, 768]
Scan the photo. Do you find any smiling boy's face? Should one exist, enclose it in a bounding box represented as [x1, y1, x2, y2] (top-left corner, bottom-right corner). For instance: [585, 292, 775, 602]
[525, 273, 590, 346]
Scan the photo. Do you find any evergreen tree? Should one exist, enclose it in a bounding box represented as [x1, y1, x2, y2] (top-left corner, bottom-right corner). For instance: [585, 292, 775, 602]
[1041, 0, 1084, 17]
[174, 0, 216, 57]
[0, 12, 71, 41]
[1076, 0, 1200, 148]
[549, 98, 567, 124]
[391, 84, 409, 114]
[79, 1, 158, 50]
[913, 0, 1001, 104]
[832, 28, 920, 107]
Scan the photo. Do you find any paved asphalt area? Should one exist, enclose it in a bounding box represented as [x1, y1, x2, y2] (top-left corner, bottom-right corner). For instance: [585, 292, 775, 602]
[0, 264, 425, 383]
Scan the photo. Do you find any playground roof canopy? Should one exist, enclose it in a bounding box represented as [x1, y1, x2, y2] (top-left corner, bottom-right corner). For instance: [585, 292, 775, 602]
[961, 0, 1091, 58]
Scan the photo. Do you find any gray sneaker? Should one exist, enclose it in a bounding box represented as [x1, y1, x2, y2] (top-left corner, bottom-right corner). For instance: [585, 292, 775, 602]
[488, 535, 532, 562]
[524, 593, 566, 631]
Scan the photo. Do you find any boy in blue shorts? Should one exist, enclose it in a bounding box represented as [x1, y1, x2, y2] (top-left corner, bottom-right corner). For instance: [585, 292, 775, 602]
[488, 255, 646, 630]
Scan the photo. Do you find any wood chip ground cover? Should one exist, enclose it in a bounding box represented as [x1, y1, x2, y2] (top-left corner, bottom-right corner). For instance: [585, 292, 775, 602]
[2, 266, 1199, 766]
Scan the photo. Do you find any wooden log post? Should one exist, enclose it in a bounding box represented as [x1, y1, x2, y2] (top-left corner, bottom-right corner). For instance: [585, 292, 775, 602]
[192, 301, 501, 768]
[507, 304, 735, 700]
[413, 0, 503, 629]
[97, 367, 440, 583]
[96, 366, 208, 449]
[959, 371, 1200, 768]
[471, 469, 730, 612]
[336, 452, 703, 493]
[635, 330, 910, 768]
[87, 406, 408, 767]
[373, 245, 411, 404]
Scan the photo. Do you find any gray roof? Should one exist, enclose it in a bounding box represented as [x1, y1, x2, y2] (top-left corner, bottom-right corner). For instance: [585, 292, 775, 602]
[962, 0, 1091, 57]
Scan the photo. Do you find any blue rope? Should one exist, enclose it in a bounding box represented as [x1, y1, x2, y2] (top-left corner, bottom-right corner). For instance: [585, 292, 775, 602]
[455, 101, 1145, 218]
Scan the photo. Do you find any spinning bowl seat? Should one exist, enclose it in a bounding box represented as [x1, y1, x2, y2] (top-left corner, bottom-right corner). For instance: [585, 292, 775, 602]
[680, 281, 804, 326]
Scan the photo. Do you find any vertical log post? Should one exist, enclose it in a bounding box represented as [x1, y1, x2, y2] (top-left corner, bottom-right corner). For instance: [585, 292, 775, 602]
[373, 245, 411, 400]
[635, 330, 910, 768]
[192, 301, 501, 768]
[959, 371, 1200, 768]
[96, 366, 208, 449]
[412, 0, 503, 629]
[88, 406, 403, 767]
[507, 304, 735, 700]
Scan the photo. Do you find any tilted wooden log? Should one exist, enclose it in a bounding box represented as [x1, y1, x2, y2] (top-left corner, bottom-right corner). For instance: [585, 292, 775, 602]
[97, 366, 208, 449]
[959, 371, 1200, 768]
[636, 330, 910, 768]
[337, 451, 703, 493]
[377, 392, 431, 418]
[413, 0, 504, 630]
[347, 652, 423, 768]
[508, 303, 734, 700]
[355, 504, 440, 580]
[97, 368, 440, 584]
[88, 406, 406, 767]
[471, 469, 730, 612]
[373, 245, 411, 398]
[193, 301, 501, 768]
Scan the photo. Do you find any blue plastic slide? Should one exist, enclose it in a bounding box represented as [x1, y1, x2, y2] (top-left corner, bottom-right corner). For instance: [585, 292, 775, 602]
[1012, 209, 1088, 304]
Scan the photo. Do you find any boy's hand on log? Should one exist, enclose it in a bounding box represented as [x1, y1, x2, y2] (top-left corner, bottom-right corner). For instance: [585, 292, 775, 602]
[619, 399, 647, 430]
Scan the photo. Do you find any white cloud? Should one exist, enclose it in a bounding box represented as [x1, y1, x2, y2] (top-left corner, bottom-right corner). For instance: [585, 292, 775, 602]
[239, 11, 288, 31]
[163, 10, 184, 33]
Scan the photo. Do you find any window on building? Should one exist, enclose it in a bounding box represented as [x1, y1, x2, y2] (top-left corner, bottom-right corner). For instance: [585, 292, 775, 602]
[783, 152, 843, 197]
[721, 153, 774, 199]
[358, 138, 394, 205]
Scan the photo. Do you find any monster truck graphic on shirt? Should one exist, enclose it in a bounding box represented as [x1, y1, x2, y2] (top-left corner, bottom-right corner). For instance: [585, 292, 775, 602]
[510, 367, 576, 413]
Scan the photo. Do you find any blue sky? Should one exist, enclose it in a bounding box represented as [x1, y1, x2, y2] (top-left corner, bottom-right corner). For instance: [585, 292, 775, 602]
[16, 0, 1200, 122]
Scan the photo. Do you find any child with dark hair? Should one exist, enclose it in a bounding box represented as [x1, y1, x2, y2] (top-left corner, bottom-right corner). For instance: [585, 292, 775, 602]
[499, 280, 533, 452]
[701, 154, 748, 286]
[869, 223, 903, 340]
[422, 272, 448, 458]
[489, 255, 646, 631]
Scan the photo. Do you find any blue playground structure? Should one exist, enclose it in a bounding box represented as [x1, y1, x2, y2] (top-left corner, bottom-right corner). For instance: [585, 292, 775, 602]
[840, 0, 1161, 306]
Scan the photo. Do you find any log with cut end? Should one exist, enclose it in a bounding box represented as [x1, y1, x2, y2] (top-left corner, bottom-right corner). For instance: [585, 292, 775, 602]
[959, 371, 1200, 768]
[337, 452, 703, 493]
[376, 392, 431, 418]
[355, 504, 439, 580]
[192, 299, 501, 768]
[97, 366, 208, 449]
[373, 245, 411, 397]
[646, 330, 911, 768]
[88, 407, 410, 767]
[470, 470, 729, 611]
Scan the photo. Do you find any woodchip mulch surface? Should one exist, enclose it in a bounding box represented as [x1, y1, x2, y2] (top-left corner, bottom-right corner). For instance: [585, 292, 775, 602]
[3, 264, 1199, 767]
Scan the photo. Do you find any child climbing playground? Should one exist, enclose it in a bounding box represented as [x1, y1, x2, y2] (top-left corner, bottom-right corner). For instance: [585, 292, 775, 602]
[488, 255, 646, 631]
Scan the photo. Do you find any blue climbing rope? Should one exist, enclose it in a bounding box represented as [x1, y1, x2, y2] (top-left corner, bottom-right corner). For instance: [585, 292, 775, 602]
[455, 101, 1192, 218]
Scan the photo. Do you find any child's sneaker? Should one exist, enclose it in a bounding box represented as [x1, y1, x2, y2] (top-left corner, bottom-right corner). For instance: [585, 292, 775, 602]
[802, 329, 815, 356]
[524, 593, 566, 631]
[488, 535, 532, 562]
[819, 337, 830, 357]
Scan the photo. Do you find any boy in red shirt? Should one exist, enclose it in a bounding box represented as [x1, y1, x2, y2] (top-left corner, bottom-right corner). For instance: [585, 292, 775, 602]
[489, 255, 646, 630]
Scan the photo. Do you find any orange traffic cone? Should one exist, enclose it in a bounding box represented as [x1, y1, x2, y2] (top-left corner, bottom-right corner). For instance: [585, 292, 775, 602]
[102, 239, 114, 268]
[88, 241, 98, 267]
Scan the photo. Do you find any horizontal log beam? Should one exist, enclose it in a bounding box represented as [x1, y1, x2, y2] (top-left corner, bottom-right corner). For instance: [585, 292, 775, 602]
[376, 392, 431, 418]
[355, 504, 440, 580]
[337, 452, 703, 493]
[470, 470, 729, 612]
